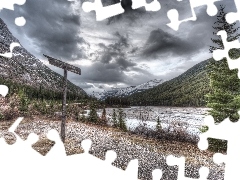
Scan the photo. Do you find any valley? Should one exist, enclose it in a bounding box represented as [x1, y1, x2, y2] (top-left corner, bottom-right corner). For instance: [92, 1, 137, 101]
[0, 15, 226, 180]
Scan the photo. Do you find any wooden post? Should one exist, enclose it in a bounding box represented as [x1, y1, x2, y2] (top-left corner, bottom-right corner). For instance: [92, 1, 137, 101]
[43, 54, 81, 143]
[61, 68, 67, 142]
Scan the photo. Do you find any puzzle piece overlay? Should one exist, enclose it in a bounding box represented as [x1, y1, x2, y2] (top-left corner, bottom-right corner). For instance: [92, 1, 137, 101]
[166, 155, 209, 180]
[198, 115, 240, 180]
[82, 0, 221, 31]
[1, 0, 240, 179]
[213, 29, 240, 78]
[167, 0, 221, 31]
[0, 0, 26, 26]
[0, 0, 25, 58]
[1, 80, 141, 180]
[82, 0, 161, 21]
[0, 118, 140, 180]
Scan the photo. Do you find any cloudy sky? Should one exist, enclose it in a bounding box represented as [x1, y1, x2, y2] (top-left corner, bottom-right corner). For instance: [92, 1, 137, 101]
[0, 0, 238, 94]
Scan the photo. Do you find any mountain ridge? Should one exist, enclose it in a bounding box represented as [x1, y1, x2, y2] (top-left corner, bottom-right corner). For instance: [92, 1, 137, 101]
[91, 79, 164, 100]
[126, 59, 211, 107]
[0, 18, 88, 99]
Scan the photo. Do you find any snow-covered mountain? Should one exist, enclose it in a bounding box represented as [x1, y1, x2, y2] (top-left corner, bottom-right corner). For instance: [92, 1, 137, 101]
[91, 79, 164, 100]
[0, 18, 87, 97]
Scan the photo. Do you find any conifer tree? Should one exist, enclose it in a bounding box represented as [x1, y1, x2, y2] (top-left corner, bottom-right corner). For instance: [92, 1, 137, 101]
[206, 5, 240, 151]
[156, 116, 162, 131]
[89, 103, 98, 123]
[18, 88, 30, 115]
[112, 109, 118, 127]
[118, 108, 127, 131]
[101, 107, 107, 124]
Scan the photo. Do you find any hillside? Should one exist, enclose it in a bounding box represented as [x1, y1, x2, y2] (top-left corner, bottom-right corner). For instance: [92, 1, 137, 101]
[127, 59, 212, 107]
[0, 18, 88, 99]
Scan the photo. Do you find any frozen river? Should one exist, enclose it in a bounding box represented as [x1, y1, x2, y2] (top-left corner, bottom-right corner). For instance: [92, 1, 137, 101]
[96, 106, 209, 137]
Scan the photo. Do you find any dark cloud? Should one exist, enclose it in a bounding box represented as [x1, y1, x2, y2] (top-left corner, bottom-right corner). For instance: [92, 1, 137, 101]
[71, 31, 154, 86]
[105, 0, 146, 25]
[81, 62, 127, 83]
[0, 0, 87, 61]
[104, 0, 193, 25]
[142, 28, 197, 58]
[97, 32, 134, 72]
[117, 57, 136, 70]
[0, 0, 238, 94]
[114, 31, 129, 47]
[129, 47, 139, 54]
[141, 0, 239, 61]
[77, 61, 157, 86]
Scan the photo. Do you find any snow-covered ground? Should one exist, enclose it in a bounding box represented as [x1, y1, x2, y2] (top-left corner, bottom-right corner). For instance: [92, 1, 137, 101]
[96, 106, 209, 137]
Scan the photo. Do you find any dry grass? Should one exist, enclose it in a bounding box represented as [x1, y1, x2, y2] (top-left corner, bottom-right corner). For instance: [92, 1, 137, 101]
[0, 116, 224, 180]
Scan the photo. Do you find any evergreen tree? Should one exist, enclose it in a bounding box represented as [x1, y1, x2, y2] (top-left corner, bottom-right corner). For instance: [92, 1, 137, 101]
[81, 114, 86, 122]
[101, 107, 107, 124]
[18, 88, 30, 115]
[89, 103, 98, 123]
[112, 109, 118, 127]
[206, 5, 240, 152]
[206, 59, 240, 122]
[209, 5, 240, 53]
[118, 108, 127, 131]
[156, 116, 162, 131]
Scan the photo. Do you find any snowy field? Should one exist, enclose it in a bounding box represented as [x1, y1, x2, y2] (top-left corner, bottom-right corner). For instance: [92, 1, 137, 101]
[96, 106, 209, 137]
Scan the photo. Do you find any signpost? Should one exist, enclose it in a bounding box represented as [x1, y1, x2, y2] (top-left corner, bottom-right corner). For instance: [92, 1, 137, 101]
[43, 54, 81, 142]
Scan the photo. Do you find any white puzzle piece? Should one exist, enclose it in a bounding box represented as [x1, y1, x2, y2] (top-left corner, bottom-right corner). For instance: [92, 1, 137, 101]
[226, 0, 240, 24]
[82, 0, 124, 21]
[198, 115, 240, 180]
[167, 0, 222, 31]
[212, 30, 240, 78]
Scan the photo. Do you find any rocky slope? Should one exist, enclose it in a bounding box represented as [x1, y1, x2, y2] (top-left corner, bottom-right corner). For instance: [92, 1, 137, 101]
[0, 18, 87, 97]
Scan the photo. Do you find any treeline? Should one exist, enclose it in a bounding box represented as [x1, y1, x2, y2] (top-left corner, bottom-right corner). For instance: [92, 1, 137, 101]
[104, 96, 130, 107]
[0, 77, 89, 102]
[126, 59, 211, 107]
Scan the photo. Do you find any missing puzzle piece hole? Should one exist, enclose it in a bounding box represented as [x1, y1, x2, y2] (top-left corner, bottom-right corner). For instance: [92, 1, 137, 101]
[0, 42, 21, 58]
[0, 85, 9, 97]
[81, 139, 92, 153]
[198, 166, 209, 179]
[213, 153, 226, 165]
[152, 169, 162, 180]
[105, 150, 117, 164]
[198, 139, 208, 151]
[15, 17, 26, 26]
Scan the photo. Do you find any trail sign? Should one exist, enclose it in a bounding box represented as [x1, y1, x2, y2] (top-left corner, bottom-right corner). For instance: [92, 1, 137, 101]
[43, 54, 81, 142]
[43, 54, 81, 75]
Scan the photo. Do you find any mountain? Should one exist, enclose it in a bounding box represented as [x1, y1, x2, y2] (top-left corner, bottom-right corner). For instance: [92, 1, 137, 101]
[0, 18, 88, 99]
[91, 79, 164, 100]
[126, 59, 212, 107]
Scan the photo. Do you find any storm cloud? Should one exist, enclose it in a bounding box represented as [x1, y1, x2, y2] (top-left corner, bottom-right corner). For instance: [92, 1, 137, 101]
[142, 28, 197, 58]
[0, 0, 238, 94]
[0, 0, 87, 61]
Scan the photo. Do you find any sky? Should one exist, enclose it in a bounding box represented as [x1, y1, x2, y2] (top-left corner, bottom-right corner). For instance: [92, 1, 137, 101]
[0, 0, 238, 94]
